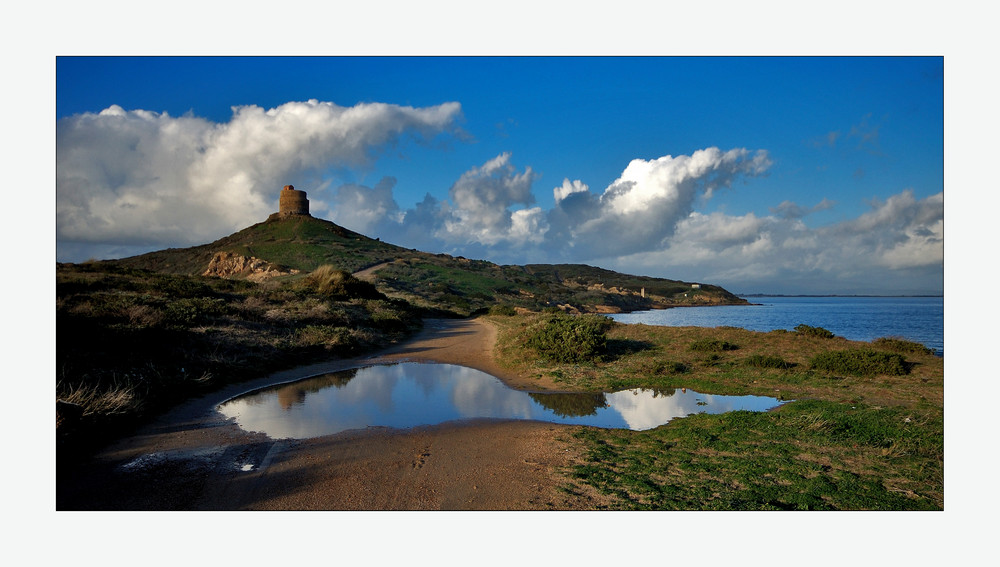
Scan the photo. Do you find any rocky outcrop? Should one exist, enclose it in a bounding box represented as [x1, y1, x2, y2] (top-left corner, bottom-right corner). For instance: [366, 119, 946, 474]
[203, 251, 300, 282]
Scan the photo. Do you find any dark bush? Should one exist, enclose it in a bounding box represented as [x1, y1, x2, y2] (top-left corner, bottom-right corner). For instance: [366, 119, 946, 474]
[794, 324, 835, 339]
[364, 299, 415, 331]
[163, 297, 227, 326]
[649, 360, 689, 375]
[809, 349, 909, 377]
[488, 304, 517, 316]
[525, 314, 613, 363]
[872, 337, 934, 355]
[689, 339, 739, 352]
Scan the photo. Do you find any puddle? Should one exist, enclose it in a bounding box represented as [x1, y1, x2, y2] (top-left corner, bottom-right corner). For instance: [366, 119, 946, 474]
[217, 363, 788, 440]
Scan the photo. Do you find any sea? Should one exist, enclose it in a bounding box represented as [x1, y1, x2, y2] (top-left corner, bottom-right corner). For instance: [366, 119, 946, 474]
[609, 296, 944, 356]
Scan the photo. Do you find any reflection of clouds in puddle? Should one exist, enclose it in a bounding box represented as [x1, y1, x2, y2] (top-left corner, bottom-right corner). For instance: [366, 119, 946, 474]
[218, 363, 786, 439]
[448, 366, 534, 419]
[606, 389, 785, 430]
[605, 390, 696, 430]
[333, 366, 402, 409]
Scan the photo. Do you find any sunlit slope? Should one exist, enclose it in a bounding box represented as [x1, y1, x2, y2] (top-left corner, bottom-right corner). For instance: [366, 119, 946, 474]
[116, 215, 408, 275]
[113, 215, 746, 315]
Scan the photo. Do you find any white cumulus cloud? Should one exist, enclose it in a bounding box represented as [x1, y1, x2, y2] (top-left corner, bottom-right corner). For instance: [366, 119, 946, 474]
[553, 178, 589, 204]
[439, 152, 539, 246]
[546, 147, 773, 260]
[57, 100, 463, 258]
[605, 189, 944, 294]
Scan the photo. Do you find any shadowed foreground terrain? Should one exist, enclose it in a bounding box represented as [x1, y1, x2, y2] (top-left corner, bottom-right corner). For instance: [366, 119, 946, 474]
[58, 314, 942, 511]
[57, 319, 611, 510]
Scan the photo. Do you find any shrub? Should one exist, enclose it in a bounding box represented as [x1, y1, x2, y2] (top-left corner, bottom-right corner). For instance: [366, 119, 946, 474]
[809, 349, 909, 377]
[650, 360, 690, 374]
[364, 299, 414, 331]
[670, 361, 690, 374]
[794, 324, 835, 339]
[525, 314, 613, 363]
[744, 354, 793, 370]
[872, 337, 935, 356]
[294, 325, 357, 349]
[488, 304, 517, 316]
[689, 339, 739, 352]
[163, 297, 226, 326]
[302, 265, 384, 300]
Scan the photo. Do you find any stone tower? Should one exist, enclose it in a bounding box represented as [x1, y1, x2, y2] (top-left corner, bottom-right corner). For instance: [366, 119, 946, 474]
[276, 184, 310, 217]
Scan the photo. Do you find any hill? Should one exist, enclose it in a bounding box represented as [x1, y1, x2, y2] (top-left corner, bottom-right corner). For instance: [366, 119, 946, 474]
[113, 214, 747, 316]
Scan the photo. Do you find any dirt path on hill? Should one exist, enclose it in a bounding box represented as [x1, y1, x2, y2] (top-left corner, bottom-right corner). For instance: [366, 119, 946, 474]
[351, 260, 394, 281]
[56, 319, 605, 510]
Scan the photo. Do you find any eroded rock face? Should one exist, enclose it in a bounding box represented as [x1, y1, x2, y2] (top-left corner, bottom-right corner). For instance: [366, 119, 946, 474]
[203, 251, 300, 282]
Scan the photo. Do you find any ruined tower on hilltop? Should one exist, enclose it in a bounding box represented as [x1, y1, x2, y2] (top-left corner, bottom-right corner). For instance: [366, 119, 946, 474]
[270, 184, 311, 220]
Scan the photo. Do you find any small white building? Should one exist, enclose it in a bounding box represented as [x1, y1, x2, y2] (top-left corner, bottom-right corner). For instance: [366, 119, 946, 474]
[691, 284, 701, 289]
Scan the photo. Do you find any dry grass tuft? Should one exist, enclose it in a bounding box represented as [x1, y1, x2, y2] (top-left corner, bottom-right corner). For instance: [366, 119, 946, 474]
[57, 381, 139, 417]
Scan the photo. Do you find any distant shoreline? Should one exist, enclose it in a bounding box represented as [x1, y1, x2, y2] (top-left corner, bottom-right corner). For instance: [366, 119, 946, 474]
[737, 294, 943, 298]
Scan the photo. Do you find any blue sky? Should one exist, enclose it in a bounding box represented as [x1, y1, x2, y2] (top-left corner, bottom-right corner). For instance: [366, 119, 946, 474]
[56, 56, 944, 294]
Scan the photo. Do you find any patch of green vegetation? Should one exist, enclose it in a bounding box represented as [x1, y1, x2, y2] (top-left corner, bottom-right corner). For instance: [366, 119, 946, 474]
[794, 324, 836, 339]
[487, 311, 942, 510]
[872, 337, 935, 356]
[809, 349, 910, 377]
[523, 264, 743, 303]
[117, 216, 406, 276]
[743, 354, 793, 369]
[524, 314, 613, 363]
[488, 304, 517, 316]
[689, 338, 739, 352]
[565, 400, 942, 510]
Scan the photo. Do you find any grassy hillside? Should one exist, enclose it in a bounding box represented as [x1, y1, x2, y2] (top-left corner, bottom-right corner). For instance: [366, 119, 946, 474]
[112, 215, 745, 316]
[115, 215, 407, 275]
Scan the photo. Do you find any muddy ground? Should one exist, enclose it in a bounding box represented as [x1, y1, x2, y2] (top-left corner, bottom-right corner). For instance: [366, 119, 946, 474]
[56, 319, 606, 510]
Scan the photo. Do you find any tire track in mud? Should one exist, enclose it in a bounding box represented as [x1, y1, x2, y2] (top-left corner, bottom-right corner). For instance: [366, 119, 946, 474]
[191, 440, 286, 510]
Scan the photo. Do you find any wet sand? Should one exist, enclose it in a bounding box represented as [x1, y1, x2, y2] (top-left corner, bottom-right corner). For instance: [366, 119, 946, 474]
[57, 319, 605, 510]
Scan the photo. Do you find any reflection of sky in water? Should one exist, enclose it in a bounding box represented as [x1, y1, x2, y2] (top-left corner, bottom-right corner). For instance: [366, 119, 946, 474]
[217, 363, 786, 440]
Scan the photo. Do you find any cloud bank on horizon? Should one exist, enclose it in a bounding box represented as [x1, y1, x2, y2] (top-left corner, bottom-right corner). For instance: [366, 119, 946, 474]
[56, 99, 943, 295]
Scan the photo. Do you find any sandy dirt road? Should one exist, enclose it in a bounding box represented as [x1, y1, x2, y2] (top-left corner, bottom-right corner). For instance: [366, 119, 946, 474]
[56, 319, 603, 510]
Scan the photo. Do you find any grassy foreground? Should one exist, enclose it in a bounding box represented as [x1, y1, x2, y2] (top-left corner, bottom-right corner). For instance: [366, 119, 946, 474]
[488, 313, 944, 510]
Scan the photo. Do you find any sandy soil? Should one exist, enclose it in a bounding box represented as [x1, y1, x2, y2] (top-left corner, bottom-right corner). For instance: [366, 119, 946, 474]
[56, 319, 606, 510]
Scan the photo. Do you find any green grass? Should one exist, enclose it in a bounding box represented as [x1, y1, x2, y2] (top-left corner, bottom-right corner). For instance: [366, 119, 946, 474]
[743, 354, 793, 369]
[809, 349, 910, 377]
[487, 312, 943, 510]
[566, 400, 942, 510]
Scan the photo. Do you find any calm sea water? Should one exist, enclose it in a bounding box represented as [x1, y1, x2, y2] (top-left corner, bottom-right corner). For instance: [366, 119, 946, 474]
[610, 296, 944, 356]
